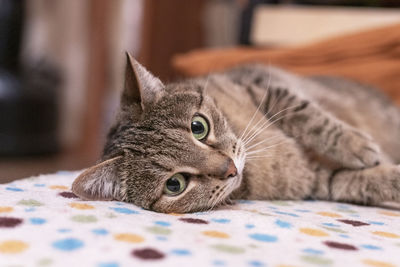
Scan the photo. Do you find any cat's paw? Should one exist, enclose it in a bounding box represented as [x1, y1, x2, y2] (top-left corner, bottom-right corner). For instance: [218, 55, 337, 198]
[332, 129, 381, 169]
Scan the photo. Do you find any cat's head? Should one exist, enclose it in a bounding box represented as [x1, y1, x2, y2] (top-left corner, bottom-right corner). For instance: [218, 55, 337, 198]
[72, 54, 246, 213]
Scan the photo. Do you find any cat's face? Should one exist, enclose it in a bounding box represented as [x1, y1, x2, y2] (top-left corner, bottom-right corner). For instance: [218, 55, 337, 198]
[72, 54, 246, 213]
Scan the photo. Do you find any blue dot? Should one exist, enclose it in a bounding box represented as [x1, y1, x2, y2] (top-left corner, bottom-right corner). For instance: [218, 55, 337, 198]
[303, 248, 324, 255]
[211, 218, 230, 224]
[156, 236, 167, 241]
[194, 212, 208, 215]
[337, 204, 350, 209]
[237, 200, 253, 204]
[245, 224, 255, 229]
[115, 202, 124, 206]
[339, 234, 350, 238]
[274, 211, 299, 217]
[171, 249, 191, 256]
[213, 260, 225, 266]
[295, 209, 311, 213]
[52, 238, 84, 251]
[322, 223, 339, 227]
[92, 228, 109, 235]
[249, 233, 277, 242]
[34, 184, 46, 187]
[155, 221, 171, 227]
[268, 206, 278, 210]
[30, 218, 46, 225]
[98, 262, 119, 267]
[349, 214, 360, 218]
[248, 260, 264, 267]
[6, 187, 23, 192]
[368, 221, 384, 226]
[58, 228, 71, 233]
[361, 244, 382, 250]
[275, 219, 292, 229]
[24, 208, 35, 212]
[109, 207, 139, 214]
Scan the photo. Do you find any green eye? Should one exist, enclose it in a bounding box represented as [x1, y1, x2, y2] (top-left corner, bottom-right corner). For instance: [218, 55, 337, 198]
[164, 173, 187, 196]
[191, 115, 209, 140]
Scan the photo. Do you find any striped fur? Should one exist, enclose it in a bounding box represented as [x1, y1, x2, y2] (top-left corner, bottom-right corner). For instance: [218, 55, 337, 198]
[72, 57, 400, 213]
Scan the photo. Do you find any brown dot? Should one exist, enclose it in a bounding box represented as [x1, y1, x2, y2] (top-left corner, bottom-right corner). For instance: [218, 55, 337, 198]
[338, 219, 369, 227]
[323, 241, 358, 250]
[179, 218, 208, 224]
[59, 192, 78, 198]
[211, 190, 215, 194]
[132, 248, 165, 260]
[0, 217, 23, 228]
[216, 186, 220, 189]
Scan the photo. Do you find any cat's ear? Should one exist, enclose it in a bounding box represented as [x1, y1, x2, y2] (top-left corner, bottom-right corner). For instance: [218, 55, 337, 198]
[123, 52, 164, 109]
[71, 156, 122, 201]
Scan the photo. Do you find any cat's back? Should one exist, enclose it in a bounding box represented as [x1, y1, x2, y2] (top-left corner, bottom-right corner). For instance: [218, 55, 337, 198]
[223, 64, 400, 163]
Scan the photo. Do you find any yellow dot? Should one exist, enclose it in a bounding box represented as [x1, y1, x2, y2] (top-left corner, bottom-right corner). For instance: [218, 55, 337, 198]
[362, 259, 395, 267]
[0, 206, 13, 213]
[168, 213, 183, 216]
[0, 240, 29, 254]
[316, 212, 342, 218]
[49, 185, 69, 190]
[202, 230, 230, 238]
[379, 211, 400, 217]
[69, 203, 95, 210]
[114, 233, 144, 243]
[299, 228, 329, 237]
[372, 231, 399, 238]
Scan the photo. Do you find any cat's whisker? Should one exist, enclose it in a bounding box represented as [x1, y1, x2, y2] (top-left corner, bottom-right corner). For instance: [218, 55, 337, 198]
[245, 157, 274, 161]
[207, 183, 228, 211]
[245, 134, 283, 152]
[239, 93, 268, 142]
[246, 133, 301, 157]
[203, 73, 211, 93]
[242, 103, 303, 146]
[242, 103, 302, 146]
[241, 113, 272, 145]
[239, 66, 272, 141]
[246, 139, 294, 155]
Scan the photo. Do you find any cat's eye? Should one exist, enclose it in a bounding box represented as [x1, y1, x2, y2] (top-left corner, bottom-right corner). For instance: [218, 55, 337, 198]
[164, 173, 187, 196]
[191, 115, 209, 140]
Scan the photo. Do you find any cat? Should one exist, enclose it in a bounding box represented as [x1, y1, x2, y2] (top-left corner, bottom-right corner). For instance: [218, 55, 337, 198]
[71, 53, 400, 213]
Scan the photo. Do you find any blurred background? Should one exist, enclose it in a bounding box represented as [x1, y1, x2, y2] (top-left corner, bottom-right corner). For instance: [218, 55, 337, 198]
[1, 0, 399, 183]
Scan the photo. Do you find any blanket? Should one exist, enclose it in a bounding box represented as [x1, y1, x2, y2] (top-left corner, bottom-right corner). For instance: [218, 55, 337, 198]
[1, 171, 399, 267]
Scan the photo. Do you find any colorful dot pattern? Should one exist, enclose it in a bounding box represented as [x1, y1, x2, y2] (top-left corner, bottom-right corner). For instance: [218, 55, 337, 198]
[0, 171, 400, 266]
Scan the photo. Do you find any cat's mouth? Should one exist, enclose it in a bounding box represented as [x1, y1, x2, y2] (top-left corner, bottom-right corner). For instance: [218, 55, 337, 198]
[212, 140, 246, 206]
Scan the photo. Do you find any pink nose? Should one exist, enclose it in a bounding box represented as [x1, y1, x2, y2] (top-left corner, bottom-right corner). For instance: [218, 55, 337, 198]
[224, 159, 238, 179]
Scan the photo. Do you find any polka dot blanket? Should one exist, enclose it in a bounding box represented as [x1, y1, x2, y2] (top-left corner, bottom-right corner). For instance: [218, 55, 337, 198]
[1, 171, 400, 267]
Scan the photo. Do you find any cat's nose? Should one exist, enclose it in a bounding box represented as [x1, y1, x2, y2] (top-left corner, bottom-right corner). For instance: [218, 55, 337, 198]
[224, 158, 238, 179]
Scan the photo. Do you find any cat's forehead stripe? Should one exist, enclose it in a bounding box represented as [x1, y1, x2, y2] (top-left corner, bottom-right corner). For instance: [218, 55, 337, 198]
[196, 85, 204, 110]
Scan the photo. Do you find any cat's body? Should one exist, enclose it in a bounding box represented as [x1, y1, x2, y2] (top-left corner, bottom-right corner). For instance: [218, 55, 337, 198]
[72, 55, 400, 213]
[207, 65, 400, 203]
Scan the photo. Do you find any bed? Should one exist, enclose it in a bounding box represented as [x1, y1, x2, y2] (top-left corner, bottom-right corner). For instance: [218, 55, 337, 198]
[0, 171, 399, 267]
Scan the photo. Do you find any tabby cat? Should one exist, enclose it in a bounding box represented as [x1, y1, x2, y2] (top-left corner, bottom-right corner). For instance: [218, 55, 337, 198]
[72, 53, 400, 213]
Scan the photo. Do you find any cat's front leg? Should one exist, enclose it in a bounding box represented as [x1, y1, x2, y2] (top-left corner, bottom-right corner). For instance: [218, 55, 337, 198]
[263, 87, 382, 169]
[322, 164, 400, 205]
